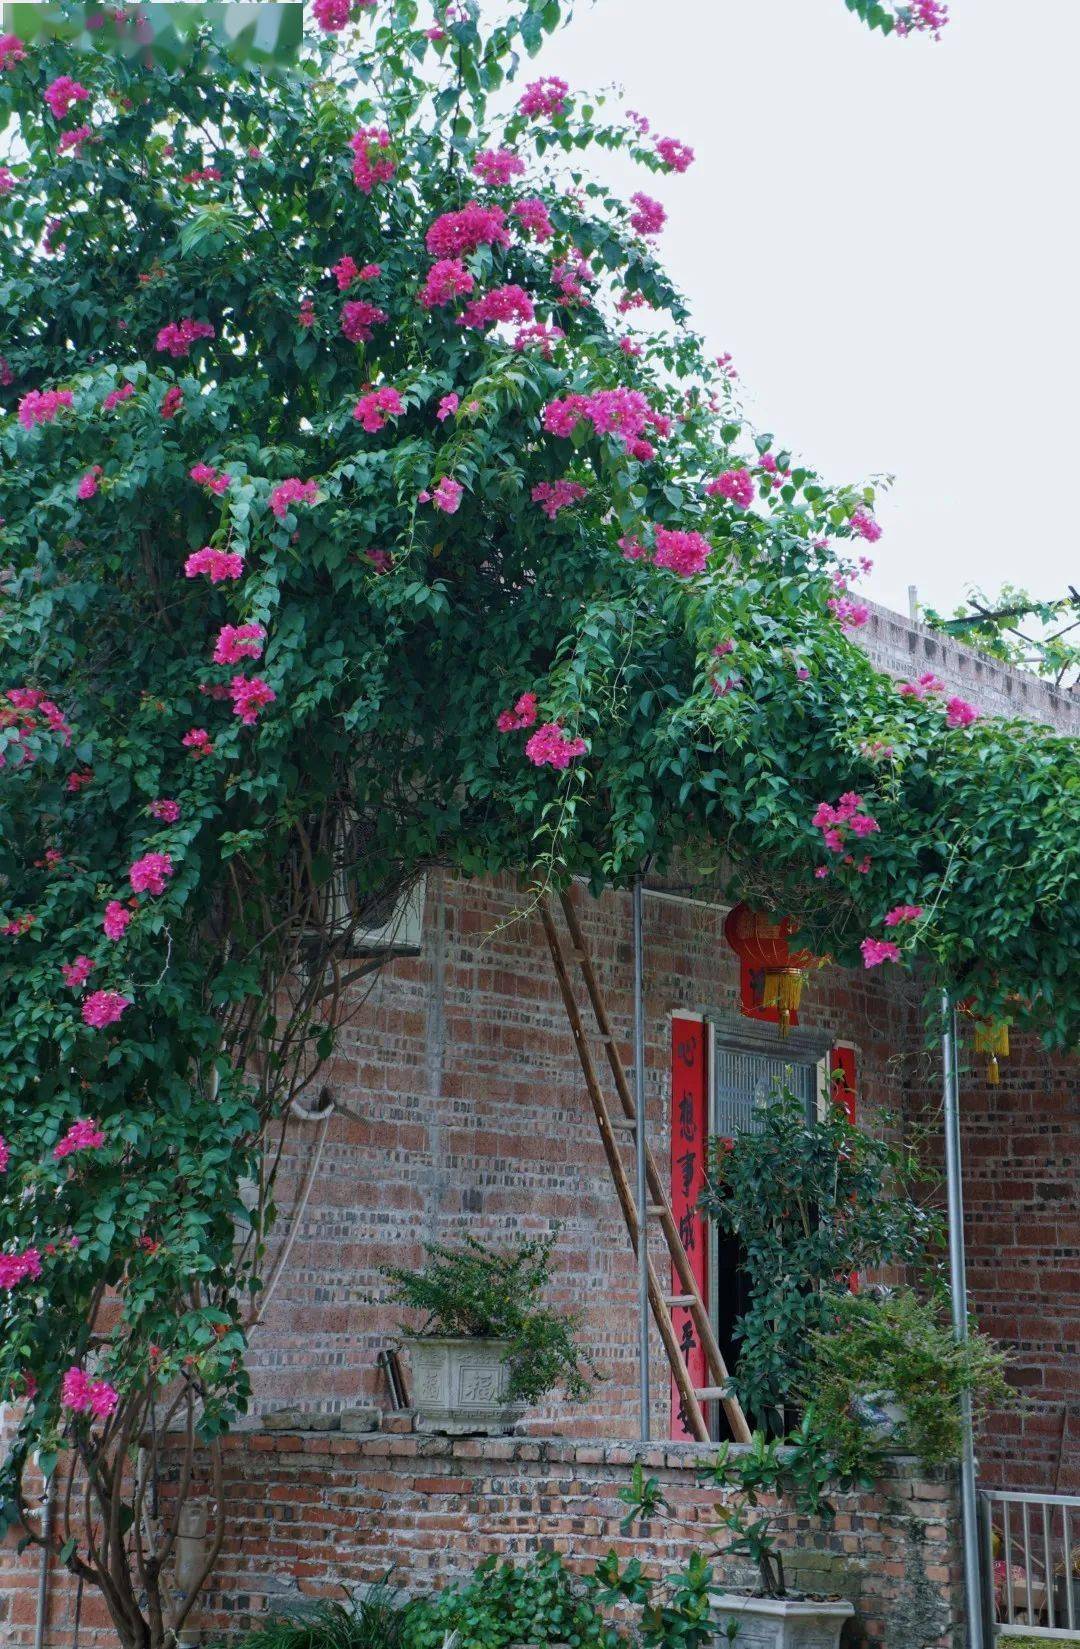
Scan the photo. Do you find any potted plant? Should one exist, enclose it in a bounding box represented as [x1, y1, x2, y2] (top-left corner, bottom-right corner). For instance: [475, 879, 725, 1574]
[382, 1232, 595, 1434]
[800, 1287, 1012, 1473]
[620, 1421, 861, 1649]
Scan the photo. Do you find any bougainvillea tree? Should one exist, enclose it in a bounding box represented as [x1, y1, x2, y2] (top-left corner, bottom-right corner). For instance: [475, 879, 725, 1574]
[1, 0, 1076, 1642]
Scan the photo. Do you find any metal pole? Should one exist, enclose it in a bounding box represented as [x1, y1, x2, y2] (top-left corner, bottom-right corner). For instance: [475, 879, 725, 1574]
[943, 991, 986, 1649]
[632, 875, 650, 1441]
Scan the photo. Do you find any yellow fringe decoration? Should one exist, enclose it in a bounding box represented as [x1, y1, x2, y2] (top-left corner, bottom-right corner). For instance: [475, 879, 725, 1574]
[762, 969, 806, 1037]
[973, 1021, 1009, 1085]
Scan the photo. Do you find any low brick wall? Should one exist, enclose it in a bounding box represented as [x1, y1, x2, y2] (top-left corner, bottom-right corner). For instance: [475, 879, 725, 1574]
[174, 1430, 962, 1649]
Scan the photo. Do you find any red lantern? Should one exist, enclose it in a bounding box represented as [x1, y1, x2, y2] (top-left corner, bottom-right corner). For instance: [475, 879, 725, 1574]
[724, 903, 819, 1034]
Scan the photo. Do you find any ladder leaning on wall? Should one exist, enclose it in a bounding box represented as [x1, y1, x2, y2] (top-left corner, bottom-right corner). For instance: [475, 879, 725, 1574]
[538, 889, 751, 1446]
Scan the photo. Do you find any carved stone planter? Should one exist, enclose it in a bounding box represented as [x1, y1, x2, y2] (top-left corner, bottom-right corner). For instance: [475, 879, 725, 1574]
[405, 1336, 527, 1435]
[710, 1592, 855, 1649]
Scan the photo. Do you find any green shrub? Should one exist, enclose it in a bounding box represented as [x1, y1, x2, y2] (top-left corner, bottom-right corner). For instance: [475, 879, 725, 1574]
[225, 1579, 409, 1649]
[402, 1554, 620, 1649]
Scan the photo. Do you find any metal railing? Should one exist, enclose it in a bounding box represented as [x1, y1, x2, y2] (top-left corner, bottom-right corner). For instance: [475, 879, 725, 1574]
[981, 1489, 1080, 1639]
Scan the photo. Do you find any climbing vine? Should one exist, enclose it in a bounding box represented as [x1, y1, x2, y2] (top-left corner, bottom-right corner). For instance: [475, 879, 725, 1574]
[0, 1, 1073, 1644]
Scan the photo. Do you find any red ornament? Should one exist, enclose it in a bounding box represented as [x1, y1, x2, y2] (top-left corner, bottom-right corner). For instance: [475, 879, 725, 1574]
[724, 903, 818, 1033]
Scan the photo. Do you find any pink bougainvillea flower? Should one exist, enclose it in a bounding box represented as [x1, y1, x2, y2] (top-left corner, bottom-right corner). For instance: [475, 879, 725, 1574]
[711, 674, 743, 697]
[340, 298, 388, 343]
[828, 596, 871, 631]
[181, 166, 222, 185]
[102, 379, 138, 412]
[61, 955, 95, 990]
[511, 197, 554, 243]
[182, 727, 213, 754]
[652, 526, 711, 578]
[350, 124, 395, 193]
[330, 254, 359, 290]
[459, 284, 535, 331]
[0, 166, 15, 196]
[18, 388, 74, 429]
[425, 202, 510, 258]
[419, 257, 475, 310]
[513, 321, 564, 358]
[81, 990, 131, 1029]
[44, 75, 90, 120]
[525, 722, 587, 770]
[184, 546, 244, 583]
[58, 123, 91, 155]
[472, 147, 526, 186]
[160, 385, 184, 419]
[0, 1249, 42, 1290]
[0, 1135, 7, 1174]
[103, 899, 132, 940]
[531, 480, 587, 520]
[148, 798, 181, 823]
[629, 192, 666, 236]
[269, 477, 318, 520]
[0, 33, 27, 70]
[861, 937, 902, 968]
[945, 696, 981, 729]
[313, 0, 352, 31]
[76, 466, 103, 501]
[713, 639, 735, 657]
[365, 547, 392, 573]
[706, 469, 754, 509]
[1, 912, 35, 938]
[518, 77, 569, 119]
[496, 692, 539, 733]
[436, 392, 460, 423]
[884, 904, 923, 927]
[298, 297, 316, 329]
[129, 851, 172, 895]
[213, 623, 265, 665]
[849, 507, 882, 543]
[228, 676, 276, 726]
[62, 1367, 119, 1419]
[655, 135, 694, 173]
[897, 0, 950, 39]
[155, 318, 215, 357]
[53, 1117, 106, 1160]
[352, 386, 404, 432]
[190, 462, 231, 496]
[897, 671, 945, 700]
[430, 477, 464, 514]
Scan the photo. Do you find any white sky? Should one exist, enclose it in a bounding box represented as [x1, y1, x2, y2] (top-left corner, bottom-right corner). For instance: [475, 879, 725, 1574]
[528, 0, 1080, 619]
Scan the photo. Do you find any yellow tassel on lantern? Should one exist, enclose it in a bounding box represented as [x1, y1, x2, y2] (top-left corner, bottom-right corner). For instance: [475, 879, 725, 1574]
[761, 969, 806, 1037]
[973, 1021, 1009, 1085]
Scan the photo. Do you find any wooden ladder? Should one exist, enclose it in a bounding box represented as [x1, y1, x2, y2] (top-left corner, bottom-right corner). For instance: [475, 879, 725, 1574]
[539, 890, 751, 1446]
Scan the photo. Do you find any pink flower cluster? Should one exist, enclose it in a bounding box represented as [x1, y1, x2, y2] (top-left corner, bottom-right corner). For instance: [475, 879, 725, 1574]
[190, 462, 230, 496]
[459, 284, 535, 331]
[473, 148, 525, 186]
[849, 508, 882, 543]
[18, 388, 74, 429]
[77, 466, 102, 501]
[161, 385, 184, 419]
[229, 675, 275, 725]
[155, 318, 215, 357]
[313, 0, 352, 31]
[0, 1248, 42, 1290]
[551, 250, 594, 305]
[861, 937, 901, 969]
[62, 1367, 119, 1419]
[898, 0, 949, 38]
[525, 722, 587, 769]
[185, 546, 244, 583]
[813, 792, 879, 855]
[350, 125, 395, 194]
[58, 125, 91, 156]
[427, 477, 463, 514]
[61, 955, 95, 990]
[897, 671, 944, 700]
[149, 798, 181, 822]
[512, 198, 554, 242]
[629, 193, 666, 236]
[53, 1117, 105, 1160]
[655, 136, 694, 173]
[340, 299, 388, 343]
[884, 904, 923, 927]
[513, 321, 564, 358]
[102, 381, 137, 414]
[1, 912, 35, 938]
[706, 469, 754, 509]
[269, 477, 318, 519]
[353, 385, 404, 431]
[81, 990, 131, 1029]
[0, 166, 15, 196]
[542, 389, 668, 459]
[532, 480, 587, 520]
[214, 623, 265, 664]
[946, 697, 981, 729]
[44, 75, 90, 119]
[426, 202, 510, 258]
[182, 166, 222, 185]
[0, 1135, 7, 1173]
[0, 33, 27, 70]
[651, 526, 712, 578]
[331, 254, 360, 290]
[104, 899, 132, 940]
[419, 258, 475, 310]
[518, 77, 569, 119]
[436, 393, 459, 422]
[129, 851, 173, 894]
[827, 595, 870, 631]
[496, 692, 538, 732]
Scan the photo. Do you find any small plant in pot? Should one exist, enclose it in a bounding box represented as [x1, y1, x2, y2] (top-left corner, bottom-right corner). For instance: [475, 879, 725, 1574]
[382, 1231, 595, 1434]
[620, 1420, 864, 1649]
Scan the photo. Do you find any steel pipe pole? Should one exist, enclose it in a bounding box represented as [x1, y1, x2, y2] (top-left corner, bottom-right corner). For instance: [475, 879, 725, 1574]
[633, 875, 650, 1440]
[943, 991, 986, 1649]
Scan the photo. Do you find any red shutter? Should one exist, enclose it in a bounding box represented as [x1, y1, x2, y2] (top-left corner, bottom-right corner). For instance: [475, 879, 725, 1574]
[832, 1043, 859, 1290]
[669, 1016, 709, 1440]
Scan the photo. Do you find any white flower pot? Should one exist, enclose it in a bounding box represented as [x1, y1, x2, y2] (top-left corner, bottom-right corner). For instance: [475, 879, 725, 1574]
[710, 1591, 855, 1649]
[850, 1389, 908, 1444]
[405, 1336, 527, 1435]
